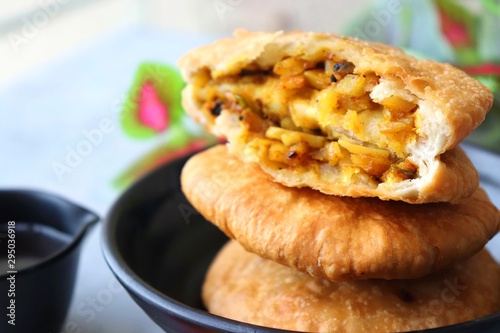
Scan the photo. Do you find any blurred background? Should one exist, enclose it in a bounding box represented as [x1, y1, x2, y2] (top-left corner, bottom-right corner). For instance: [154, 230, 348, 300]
[0, 0, 374, 86]
[1, 0, 498, 83]
[0, 1, 499, 332]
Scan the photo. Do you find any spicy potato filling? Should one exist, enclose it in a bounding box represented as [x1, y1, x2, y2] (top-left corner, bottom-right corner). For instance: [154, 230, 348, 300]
[194, 56, 420, 183]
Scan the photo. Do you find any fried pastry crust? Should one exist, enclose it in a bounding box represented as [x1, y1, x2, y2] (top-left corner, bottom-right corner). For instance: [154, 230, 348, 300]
[179, 30, 492, 203]
[203, 241, 500, 333]
[181, 145, 500, 281]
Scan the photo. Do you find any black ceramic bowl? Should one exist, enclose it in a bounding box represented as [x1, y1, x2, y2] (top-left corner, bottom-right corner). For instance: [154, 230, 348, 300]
[102, 150, 500, 333]
[0, 190, 98, 333]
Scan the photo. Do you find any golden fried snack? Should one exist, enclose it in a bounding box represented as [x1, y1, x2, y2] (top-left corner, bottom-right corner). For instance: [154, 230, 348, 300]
[204, 240, 500, 333]
[181, 145, 500, 281]
[179, 30, 492, 203]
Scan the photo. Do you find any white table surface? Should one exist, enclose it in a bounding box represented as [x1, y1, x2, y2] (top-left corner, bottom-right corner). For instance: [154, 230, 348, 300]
[0, 25, 499, 333]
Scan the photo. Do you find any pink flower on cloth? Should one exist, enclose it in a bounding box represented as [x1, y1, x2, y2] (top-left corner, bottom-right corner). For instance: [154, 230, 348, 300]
[115, 62, 217, 188]
[121, 63, 185, 139]
[138, 81, 169, 132]
[438, 7, 472, 47]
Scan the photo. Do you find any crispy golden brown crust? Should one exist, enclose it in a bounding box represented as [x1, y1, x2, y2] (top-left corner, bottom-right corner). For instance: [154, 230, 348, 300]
[179, 30, 492, 203]
[181, 145, 500, 281]
[203, 241, 500, 333]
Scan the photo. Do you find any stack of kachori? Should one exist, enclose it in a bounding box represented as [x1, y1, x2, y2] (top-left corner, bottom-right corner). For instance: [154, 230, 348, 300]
[179, 30, 500, 332]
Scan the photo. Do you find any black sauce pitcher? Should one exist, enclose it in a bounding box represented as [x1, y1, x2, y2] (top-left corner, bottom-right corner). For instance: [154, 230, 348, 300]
[0, 190, 98, 333]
